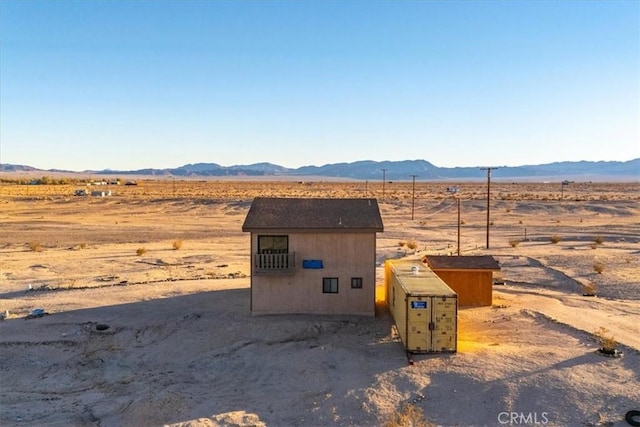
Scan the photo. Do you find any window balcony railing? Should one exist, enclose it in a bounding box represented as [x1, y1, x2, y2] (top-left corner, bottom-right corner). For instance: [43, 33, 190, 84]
[253, 252, 296, 274]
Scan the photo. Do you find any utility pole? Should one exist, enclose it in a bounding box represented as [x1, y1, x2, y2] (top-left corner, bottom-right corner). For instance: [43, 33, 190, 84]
[381, 169, 387, 201]
[560, 180, 569, 201]
[446, 186, 461, 255]
[410, 175, 418, 220]
[480, 167, 498, 249]
[457, 196, 461, 256]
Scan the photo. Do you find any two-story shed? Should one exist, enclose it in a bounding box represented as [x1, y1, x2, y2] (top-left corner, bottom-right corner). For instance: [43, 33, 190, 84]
[242, 197, 384, 316]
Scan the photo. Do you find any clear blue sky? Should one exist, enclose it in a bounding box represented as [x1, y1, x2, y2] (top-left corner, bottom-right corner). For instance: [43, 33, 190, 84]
[1, 0, 638, 171]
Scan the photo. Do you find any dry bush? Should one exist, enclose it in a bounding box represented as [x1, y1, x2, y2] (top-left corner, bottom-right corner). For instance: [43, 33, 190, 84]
[581, 280, 597, 296]
[383, 403, 433, 427]
[594, 327, 616, 352]
[593, 261, 605, 274]
[172, 240, 183, 250]
[398, 241, 406, 247]
[136, 247, 147, 256]
[593, 236, 604, 245]
[28, 241, 43, 252]
[550, 235, 561, 244]
[460, 219, 466, 225]
[508, 238, 520, 248]
[406, 240, 418, 250]
[79, 243, 87, 249]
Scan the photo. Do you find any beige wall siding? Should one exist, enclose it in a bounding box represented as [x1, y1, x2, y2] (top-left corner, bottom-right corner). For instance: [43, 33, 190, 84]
[250, 231, 376, 316]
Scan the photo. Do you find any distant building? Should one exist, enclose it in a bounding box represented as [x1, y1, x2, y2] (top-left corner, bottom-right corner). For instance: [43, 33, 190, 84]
[242, 197, 384, 316]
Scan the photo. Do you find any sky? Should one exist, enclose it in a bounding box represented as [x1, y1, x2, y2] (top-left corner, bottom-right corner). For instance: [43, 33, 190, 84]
[0, 0, 638, 171]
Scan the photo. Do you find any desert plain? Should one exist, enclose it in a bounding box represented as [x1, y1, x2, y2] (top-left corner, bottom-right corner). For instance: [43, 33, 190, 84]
[0, 177, 639, 427]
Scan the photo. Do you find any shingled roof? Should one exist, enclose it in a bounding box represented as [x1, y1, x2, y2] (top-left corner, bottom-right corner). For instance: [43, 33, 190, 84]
[424, 255, 500, 271]
[242, 197, 384, 232]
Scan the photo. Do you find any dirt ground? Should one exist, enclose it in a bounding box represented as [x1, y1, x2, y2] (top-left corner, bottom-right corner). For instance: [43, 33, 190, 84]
[0, 178, 639, 427]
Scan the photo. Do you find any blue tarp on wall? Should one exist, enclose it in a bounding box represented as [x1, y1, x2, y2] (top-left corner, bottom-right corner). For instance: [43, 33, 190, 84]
[302, 260, 323, 269]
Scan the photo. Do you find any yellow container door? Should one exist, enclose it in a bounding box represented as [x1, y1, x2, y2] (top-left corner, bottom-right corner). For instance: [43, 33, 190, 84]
[406, 297, 430, 352]
[432, 297, 457, 352]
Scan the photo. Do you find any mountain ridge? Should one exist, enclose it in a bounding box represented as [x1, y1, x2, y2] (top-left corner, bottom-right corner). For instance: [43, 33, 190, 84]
[1, 159, 638, 181]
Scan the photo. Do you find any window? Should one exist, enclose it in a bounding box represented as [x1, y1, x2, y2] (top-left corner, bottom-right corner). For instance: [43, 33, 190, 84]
[323, 277, 338, 293]
[255, 235, 292, 271]
[351, 277, 363, 289]
[258, 235, 288, 254]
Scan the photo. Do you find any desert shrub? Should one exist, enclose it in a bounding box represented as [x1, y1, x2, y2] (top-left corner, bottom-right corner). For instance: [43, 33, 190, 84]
[590, 244, 598, 250]
[550, 235, 561, 244]
[593, 236, 604, 245]
[582, 280, 597, 296]
[518, 220, 523, 224]
[460, 219, 466, 225]
[593, 261, 605, 274]
[79, 243, 87, 249]
[383, 403, 433, 427]
[28, 241, 43, 252]
[398, 241, 406, 247]
[505, 208, 511, 213]
[136, 247, 147, 256]
[594, 327, 616, 352]
[172, 240, 183, 250]
[406, 240, 418, 250]
[509, 238, 520, 248]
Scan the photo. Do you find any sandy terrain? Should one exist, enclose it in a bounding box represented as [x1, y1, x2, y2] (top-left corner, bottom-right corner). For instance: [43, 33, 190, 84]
[0, 178, 639, 427]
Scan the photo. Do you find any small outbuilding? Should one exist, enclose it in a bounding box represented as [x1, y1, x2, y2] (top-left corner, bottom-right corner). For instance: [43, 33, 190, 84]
[422, 255, 501, 307]
[242, 197, 384, 316]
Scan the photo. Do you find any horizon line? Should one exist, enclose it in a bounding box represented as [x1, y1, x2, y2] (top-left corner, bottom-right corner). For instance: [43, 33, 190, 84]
[1, 157, 638, 174]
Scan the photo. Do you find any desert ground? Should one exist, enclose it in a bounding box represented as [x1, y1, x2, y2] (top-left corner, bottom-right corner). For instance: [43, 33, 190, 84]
[0, 177, 639, 427]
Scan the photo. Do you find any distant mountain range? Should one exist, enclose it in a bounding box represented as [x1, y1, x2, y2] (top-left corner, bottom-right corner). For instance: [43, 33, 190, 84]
[1, 159, 638, 181]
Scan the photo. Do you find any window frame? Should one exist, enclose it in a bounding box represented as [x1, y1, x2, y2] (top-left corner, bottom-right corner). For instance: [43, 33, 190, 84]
[258, 235, 289, 254]
[351, 277, 363, 289]
[322, 277, 339, 294]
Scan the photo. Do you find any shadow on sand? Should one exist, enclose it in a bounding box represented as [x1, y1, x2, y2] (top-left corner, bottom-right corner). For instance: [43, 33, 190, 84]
[0, 285, 406, 426]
